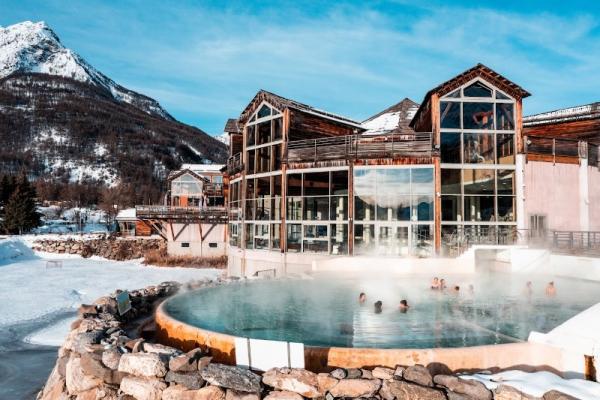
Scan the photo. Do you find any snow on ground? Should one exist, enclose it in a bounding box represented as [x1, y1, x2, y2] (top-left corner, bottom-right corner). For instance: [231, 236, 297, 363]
[0, 238, 222, 344]
[24, 317, 73, 347]
[462, 370, 600, 400]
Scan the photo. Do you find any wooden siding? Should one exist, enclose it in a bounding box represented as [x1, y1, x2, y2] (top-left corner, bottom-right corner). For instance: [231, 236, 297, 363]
[288, 109, 358, 140]
[135, 220, 152, 236]
[523, 118, 600, 146]
[230, 134, 243, 157]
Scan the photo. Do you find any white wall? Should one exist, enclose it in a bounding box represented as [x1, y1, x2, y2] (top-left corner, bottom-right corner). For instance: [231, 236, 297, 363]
[167, 223, 226, 257]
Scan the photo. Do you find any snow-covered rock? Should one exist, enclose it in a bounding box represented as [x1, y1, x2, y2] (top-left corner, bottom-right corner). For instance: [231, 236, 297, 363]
[0, 21, 172, 119]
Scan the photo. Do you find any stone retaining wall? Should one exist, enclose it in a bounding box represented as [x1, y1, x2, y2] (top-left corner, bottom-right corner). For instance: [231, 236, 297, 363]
[32, 237, 165, 261]
[38, 279, 578, 400]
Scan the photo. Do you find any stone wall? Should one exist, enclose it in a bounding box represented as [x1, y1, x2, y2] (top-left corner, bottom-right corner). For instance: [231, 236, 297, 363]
[37, 279, 578, 400]
[32, 237, 166, 261]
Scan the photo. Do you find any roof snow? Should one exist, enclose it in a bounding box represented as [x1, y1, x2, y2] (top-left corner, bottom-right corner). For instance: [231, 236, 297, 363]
[363, 98, 419, 135]
[116, 208, 136, 221]
[180, 163, 225, 173]
[524, 102, 600, 126]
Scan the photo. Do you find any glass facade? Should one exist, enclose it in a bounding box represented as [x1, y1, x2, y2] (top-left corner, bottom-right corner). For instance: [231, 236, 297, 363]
[230, 78, 520, 258]
[354, 167, 434, 256]
[439, 80, 517, 254]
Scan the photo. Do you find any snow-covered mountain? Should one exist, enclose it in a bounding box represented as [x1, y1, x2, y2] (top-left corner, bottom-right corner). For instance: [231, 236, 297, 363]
[0, 21, 228, 202]
[0, 21, 172, 119]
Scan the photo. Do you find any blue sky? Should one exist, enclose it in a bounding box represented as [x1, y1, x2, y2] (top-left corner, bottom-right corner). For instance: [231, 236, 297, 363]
[2, 1, 600, 135]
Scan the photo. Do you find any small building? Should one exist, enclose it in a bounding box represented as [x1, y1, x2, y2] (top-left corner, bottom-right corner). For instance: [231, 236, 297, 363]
[136, 164, 228, 257]
[116, 208, 152, 237]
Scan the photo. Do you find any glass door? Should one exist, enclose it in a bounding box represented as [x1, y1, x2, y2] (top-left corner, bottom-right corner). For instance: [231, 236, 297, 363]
[377, 223, 410, 256]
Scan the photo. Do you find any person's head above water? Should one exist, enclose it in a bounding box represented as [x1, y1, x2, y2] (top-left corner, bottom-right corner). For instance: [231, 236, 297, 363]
[374, 300, 383, 313]
[454, 286, 460, 292]
[440, 279, 446, 288]
[399, 299, 409, 308]
[359, 292, 366, 303]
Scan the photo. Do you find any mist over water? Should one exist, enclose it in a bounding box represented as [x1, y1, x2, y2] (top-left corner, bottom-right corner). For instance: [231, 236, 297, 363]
[166, 272, 600, 348]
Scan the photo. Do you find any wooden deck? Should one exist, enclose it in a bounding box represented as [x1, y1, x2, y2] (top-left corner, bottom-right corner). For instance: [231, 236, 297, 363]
[135, 206, 228, 223]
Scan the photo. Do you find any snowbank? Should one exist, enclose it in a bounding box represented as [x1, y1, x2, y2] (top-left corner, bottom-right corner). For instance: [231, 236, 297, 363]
[0, 237, 37, 265]
[462, 370, 600, 400]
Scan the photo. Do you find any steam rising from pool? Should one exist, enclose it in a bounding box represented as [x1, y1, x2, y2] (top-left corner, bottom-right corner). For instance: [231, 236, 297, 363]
[164, 273, 600, 348]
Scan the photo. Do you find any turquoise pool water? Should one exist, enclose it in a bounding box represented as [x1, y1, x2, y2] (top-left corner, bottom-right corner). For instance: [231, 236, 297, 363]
[164, 273, 600, 348]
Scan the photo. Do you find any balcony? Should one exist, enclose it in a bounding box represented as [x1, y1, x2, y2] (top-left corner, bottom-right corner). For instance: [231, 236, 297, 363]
[227, 153, 243, 175]
[135, 206, 228, 223]
[525, 135, 599, 166]
[286, 132, 433, 164]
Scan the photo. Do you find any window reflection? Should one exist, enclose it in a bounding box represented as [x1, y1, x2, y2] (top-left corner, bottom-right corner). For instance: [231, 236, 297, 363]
[497, 134, 515, 164]
[463, 102, 494, 130]
[463, 169, 495, 195]
[440, 101, 461, 129]
[463, 81, 492, 97]
[463, 133, 494, 164]
[441, 133, 461, 163]
[464, 196, 495, 222]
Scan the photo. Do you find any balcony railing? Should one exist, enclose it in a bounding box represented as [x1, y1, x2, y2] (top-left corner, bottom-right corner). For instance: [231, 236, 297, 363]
[287, 132, 433, 163]
[525, 135, 599, 167]
[135, 206, 228, 223]
[227, 153, 243, 175]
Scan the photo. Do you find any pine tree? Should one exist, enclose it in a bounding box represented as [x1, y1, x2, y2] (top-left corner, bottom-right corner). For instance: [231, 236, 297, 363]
[2, 175, 41, 234]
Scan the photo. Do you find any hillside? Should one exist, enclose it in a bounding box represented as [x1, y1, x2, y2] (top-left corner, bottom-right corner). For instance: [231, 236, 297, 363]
[0, 73, 227, 202]
[0, 21, 228, 203]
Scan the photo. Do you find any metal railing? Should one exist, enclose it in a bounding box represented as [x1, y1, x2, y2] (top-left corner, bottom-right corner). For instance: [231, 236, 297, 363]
[287, 132, 434, 163]
[444, 227, 600, 257]
[227, 153, 243, 175]
[135, 206, 228, 223]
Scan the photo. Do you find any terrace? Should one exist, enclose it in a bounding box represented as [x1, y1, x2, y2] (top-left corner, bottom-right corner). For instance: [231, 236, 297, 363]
[286, 132, 434, 164]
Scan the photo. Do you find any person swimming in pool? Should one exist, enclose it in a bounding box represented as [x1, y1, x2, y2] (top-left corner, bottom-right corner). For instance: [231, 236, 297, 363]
[545, 281, 556, 297]
[374, 300, 383, 314]
[399, 299, 410, 313]
[453, 285, 460, 294]
[359, 292, 367, 304]
[439, 278, 447, 290]
[430, 277, 440, 290]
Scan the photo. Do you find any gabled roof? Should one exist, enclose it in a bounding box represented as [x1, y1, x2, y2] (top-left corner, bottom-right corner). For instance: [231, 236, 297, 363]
[362, 98, 419, 135]
[224, 118, 241, 134]
[239, 89, 364, 129]
[524, 102, 600, 126]
[410, 64, 531, 128]
[167, 168, 211, 182]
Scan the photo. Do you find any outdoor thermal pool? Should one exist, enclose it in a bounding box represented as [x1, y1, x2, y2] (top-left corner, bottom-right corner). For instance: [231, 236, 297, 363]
[162, 273, 600, 349]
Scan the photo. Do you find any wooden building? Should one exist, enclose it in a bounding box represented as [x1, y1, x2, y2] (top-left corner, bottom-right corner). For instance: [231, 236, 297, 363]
[225, 65, 600, 276]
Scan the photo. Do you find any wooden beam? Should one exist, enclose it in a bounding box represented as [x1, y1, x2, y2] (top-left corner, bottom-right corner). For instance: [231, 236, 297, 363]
[173, 223, 188, 241]
[434, 156, 442, 255]
[201, 224, 218, 241]
[348, 163, 354, 256]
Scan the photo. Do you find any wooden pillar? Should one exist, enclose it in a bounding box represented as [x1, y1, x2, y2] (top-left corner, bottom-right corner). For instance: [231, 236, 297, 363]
[431, 93, 442, 255]
[515, 100, 524, 154]
[281, 109, 290, 254]
[348, 163, 354, 256]
[434, 157, 442, 255]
